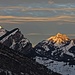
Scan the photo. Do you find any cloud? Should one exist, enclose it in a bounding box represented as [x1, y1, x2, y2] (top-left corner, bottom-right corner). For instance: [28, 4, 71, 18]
[26, 33, 54, 36]
[0, 15, 75, 23]
[48, 0, 54, 4]
[0, 6, 75, 11]
[26, 33, 41, 35]
[67, 34, 75, 37]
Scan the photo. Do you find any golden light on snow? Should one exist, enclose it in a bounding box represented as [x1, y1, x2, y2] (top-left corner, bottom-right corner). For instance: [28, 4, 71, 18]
[0, 26, 2, 29]
[47, 33, 69, 44]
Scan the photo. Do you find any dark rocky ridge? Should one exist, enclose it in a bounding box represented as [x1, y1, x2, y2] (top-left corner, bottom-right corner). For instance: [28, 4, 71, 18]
[0, 43, 61, 75]
[0, 28, 33, 57]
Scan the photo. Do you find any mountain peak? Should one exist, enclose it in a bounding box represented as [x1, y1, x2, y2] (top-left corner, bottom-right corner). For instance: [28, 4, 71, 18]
[0, 26, 2, 29]
[0, 26, 7, 37]
[47, 33, 70, 44]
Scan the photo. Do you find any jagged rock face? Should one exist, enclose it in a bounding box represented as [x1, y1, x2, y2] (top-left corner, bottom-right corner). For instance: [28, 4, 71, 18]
[34, 33, 75, 62]
[34, 40, 75, 62]
[34, 33, 75, 75]
[0, 27, 32, 56]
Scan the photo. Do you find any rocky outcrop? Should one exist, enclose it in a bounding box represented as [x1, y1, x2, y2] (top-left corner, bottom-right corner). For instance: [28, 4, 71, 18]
[0, 28, 32, 56]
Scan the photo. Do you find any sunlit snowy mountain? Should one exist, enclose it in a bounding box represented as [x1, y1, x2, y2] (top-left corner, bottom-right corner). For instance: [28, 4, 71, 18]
[34, 33, 75, 75]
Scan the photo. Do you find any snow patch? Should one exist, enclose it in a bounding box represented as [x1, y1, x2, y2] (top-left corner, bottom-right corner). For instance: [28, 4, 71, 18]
[35, 56, 75, 75]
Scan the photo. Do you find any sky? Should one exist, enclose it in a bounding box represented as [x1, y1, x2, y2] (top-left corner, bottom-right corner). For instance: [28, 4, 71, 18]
[0, 0, 75, 45]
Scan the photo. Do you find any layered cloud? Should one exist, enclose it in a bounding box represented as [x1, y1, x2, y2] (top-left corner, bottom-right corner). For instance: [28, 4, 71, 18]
[0, 15, 75, 23]
[0, 3, 75, 23]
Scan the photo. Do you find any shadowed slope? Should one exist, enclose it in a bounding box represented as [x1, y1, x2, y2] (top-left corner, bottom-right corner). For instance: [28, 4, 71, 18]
[0, 43, 61, 75]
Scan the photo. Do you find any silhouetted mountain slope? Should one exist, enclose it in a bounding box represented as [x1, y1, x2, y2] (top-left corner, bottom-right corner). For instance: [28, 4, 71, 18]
[0, 43, 61, 75]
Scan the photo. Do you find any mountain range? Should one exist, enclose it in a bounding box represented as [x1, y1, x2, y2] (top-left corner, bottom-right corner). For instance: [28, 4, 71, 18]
[0, 26, 75, 75]
[0, 26, 61, 75]
[34, 33, 75, 75]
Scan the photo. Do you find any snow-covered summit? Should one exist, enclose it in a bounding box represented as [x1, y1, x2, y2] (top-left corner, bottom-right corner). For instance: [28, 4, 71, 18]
[0, 26, 7, 37]
[47, 33, 70, 44]
[34, 33, 75, 62]
[0, 26, 2, 29]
